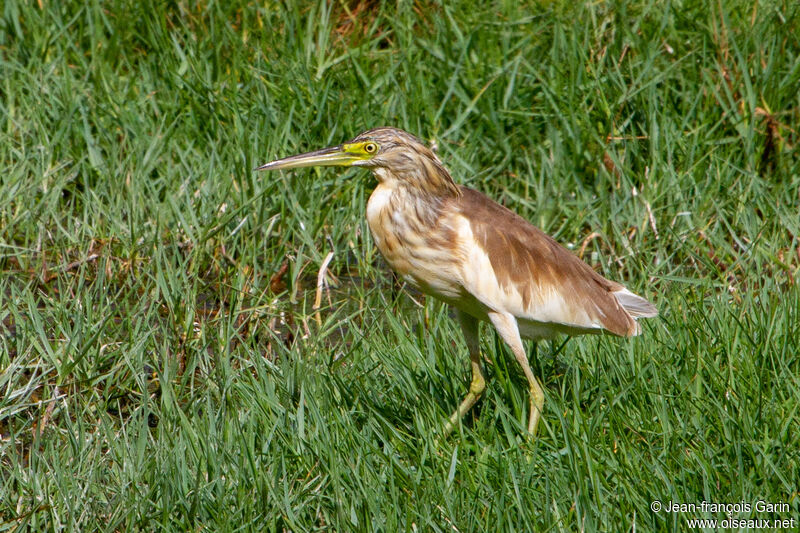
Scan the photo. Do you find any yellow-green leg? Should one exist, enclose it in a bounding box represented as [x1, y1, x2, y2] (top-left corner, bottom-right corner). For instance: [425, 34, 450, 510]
[442, 310, 485, 437]
[488, 311, 545, 438]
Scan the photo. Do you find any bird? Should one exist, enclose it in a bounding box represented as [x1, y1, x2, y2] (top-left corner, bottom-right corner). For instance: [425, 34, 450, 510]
[256, 127, 657, 439]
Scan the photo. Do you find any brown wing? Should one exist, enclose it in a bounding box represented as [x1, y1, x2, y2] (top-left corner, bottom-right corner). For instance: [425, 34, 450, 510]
[456, 186, 656, 337]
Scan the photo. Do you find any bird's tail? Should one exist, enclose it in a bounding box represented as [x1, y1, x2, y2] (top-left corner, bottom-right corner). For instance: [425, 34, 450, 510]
[612, 287, 658, 335]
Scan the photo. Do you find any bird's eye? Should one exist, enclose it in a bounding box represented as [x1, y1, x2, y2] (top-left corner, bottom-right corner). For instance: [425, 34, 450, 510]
[364, 143, 377, 154]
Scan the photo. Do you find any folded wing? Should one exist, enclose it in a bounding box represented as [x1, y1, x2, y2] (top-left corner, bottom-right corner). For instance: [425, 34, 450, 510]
[455, 186, 657, 338]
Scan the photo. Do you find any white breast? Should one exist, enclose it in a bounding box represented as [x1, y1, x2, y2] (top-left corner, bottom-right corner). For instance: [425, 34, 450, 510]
[366, 185, 464, 300]
[365, 185, 393, 226]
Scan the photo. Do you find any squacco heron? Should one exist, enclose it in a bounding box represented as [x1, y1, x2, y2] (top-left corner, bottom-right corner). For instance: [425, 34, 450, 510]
[257, 127, 657, 438]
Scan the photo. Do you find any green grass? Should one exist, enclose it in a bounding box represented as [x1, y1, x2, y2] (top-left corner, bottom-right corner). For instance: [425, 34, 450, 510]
[2, 0, 799, 530]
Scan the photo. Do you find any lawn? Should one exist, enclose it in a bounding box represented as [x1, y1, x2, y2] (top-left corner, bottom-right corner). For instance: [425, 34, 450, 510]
[1, 0, 799, 531]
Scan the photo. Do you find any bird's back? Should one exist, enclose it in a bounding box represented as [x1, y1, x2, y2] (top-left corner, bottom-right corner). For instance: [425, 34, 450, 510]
[450, 186, 657, 339]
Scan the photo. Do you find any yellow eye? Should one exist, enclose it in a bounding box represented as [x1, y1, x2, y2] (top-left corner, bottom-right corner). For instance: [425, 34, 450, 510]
[364, 143, 377, 154]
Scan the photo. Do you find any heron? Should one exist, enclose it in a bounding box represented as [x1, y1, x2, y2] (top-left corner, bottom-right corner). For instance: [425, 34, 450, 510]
[257, 127, 657, 438]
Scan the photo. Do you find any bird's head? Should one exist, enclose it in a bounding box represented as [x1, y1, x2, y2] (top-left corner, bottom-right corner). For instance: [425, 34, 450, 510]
[256, 127, 460, 196]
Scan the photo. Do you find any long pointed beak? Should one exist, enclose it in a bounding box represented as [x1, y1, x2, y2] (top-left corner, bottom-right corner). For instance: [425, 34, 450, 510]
[255, 145, 360, 171]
